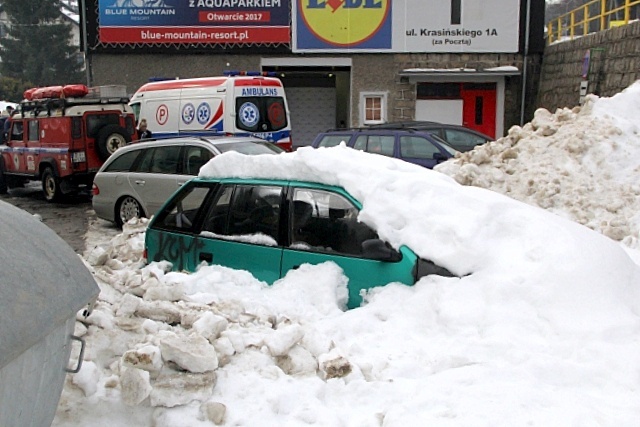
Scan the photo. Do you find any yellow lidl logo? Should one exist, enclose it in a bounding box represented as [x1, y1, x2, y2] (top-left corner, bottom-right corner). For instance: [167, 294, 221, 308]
[299, 0, 390, 47]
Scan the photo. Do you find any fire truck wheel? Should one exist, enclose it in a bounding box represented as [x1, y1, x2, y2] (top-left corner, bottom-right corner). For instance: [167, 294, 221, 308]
[97, 125, 131, 161]
[0, 167, 7, 194]
[116, 196, 143, 228]
[42, 167, 62, 202]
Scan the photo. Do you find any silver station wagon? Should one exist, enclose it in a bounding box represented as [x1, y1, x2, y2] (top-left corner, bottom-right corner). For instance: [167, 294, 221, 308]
[92, 136, 284, 227]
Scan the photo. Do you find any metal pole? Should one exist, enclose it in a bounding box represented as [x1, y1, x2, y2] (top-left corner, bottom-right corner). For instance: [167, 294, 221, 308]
[80, 0, 91, 86]
[520, 0, 531, 126]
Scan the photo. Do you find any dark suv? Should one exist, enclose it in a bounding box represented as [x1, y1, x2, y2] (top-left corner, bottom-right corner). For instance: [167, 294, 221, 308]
[369, 121, 493, 152]
[311, 128, 457, 169]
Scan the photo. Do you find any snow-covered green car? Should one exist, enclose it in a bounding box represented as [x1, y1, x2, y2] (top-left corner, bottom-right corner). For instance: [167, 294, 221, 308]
[145, 177, 452, 308]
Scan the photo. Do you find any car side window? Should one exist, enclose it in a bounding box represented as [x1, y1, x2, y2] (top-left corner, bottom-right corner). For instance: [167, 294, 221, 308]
[104, 150, 141, 172]
[318, 135, 351, 148]
[27, 120, 39, 142]
[360, 135, 394, 157]
[208, 184, 282, 245]
[289, 188, 378, 257]
[10, 121, 23, 141]
[137, 146, 181, 174]
[353, 135, 367, 150]
[154, 184, 212, 232]
[444, 129, 486, 147]
[399, 136, 440, 159]
[183, 146, 213, 176]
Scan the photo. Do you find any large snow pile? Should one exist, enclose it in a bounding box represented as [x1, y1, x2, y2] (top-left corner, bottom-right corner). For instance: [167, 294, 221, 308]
[53, 131, 640, 426]
[435, 82, 640, 249]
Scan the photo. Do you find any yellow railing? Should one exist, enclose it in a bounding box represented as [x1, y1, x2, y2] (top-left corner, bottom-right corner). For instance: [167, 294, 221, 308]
[547, 0, 640, 43]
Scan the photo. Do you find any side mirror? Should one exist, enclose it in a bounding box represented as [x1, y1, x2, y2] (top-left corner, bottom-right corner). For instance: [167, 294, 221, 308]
[433, 152, 447, 162]
[362, 239, 402, 262]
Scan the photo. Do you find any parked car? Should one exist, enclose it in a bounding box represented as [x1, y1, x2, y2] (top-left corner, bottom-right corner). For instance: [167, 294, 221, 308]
[145, 176, 454, 309]
[92, 136, 284, 227]
[311, 128, 457, 168]
[369, 121, 494, 152]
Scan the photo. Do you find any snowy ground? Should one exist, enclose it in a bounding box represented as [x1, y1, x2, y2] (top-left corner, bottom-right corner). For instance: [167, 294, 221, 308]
[52, 83, 640, 426]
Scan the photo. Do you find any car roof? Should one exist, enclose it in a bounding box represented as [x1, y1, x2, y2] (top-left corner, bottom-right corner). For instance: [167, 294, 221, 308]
[116, 135, 267, 151]
[369, 121, 493, 139]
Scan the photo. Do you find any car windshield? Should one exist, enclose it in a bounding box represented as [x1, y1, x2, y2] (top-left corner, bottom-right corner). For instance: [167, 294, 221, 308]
[214, 140, 284, 155]
[429, 133, 459, 155]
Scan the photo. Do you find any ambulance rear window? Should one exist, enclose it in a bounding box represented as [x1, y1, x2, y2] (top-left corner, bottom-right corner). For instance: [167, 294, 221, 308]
[235, 97, 287, 133]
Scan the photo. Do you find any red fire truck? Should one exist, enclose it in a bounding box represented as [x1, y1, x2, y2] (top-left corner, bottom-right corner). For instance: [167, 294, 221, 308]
[0, 85, 138, 201]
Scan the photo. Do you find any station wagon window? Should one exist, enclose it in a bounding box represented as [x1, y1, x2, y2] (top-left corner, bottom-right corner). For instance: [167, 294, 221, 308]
[399, 136, 440, 159]
[183, 146, 213, 176]
[289, 188, 378, 257]
[104, 150, 141, 172]
[27, 120, 39, 141]
[137, 146, 181, 174]
[353, 135, 394, 157]
[155, 184, 211, 232]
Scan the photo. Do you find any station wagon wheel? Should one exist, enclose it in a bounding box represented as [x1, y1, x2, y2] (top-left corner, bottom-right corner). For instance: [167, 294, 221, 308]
[42, 167, 62, 202]
[96, 124, 131, 161]
[116, 196, 143, 228]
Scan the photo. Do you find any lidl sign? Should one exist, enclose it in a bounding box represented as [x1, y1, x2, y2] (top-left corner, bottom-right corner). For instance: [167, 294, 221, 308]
[293, 0, 520, 52]
[298, 0, 391, 48]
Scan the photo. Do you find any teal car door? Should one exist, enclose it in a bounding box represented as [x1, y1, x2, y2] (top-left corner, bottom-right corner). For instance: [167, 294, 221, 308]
[146, 183, 213, 272]
[197, 183, 284, 283]
[281, 186, 417, 309]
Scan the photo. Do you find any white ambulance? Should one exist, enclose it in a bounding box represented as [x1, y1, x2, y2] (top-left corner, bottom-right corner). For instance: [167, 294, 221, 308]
[129, 71, 292, 151]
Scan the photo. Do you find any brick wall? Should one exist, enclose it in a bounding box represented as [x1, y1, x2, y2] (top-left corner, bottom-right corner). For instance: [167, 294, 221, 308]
[537, 21, 640, 111]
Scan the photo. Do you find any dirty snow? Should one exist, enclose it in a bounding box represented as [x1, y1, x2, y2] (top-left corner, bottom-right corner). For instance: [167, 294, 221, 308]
[52, 82, 640, 426]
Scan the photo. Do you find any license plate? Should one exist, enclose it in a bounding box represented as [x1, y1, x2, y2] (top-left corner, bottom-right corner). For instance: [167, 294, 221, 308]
[72, 151, 86, 163]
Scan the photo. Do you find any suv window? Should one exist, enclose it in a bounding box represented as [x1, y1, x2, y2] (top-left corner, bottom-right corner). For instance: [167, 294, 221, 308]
[444, 129, 486, 148]
[290, 188, 377, 257]
[10, 121, 23, 141]
[399, 136, 440, 159]
[317, 134, 352, 148]
[354, 135, 394, 157]
[86, 114, 120, 138]
[104, 149, 141, 172]
[27, 120, 39, 142]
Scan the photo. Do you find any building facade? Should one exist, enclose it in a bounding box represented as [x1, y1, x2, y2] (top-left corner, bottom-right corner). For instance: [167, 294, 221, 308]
[82, 0, 545, 147]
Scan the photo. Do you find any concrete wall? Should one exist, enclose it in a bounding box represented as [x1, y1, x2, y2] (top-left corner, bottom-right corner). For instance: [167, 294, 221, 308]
[537, 21, 640, 111]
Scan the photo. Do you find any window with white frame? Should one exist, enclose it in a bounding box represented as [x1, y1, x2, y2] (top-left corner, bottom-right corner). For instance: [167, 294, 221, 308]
[360, 92, 387, 126]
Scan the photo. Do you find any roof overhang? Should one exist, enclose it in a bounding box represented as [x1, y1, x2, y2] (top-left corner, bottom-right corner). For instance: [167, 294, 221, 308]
[399, 67, 521, 82]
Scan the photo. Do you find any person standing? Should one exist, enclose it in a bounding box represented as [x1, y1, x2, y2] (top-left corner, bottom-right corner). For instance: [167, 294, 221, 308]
[2, 106, 15, 143]
[137, 118, 153, 140]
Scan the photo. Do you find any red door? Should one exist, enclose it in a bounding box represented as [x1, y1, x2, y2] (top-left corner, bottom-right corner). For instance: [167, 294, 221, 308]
[461, 84, 496, 138]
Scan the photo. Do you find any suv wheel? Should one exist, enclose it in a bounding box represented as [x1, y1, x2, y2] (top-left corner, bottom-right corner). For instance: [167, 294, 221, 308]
[116, 196, 143, 228]
[96, 125, 131, 161]
[42, 167, 62, 202]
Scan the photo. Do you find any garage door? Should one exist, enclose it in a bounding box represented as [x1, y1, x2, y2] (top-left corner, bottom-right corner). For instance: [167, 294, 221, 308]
[286, 87, 336, 149]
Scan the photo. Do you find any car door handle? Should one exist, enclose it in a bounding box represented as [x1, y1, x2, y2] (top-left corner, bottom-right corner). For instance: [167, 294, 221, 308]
[134, 180, 145, 186]
[292, 265, 300, 270]
[199, 252, 213, 263]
